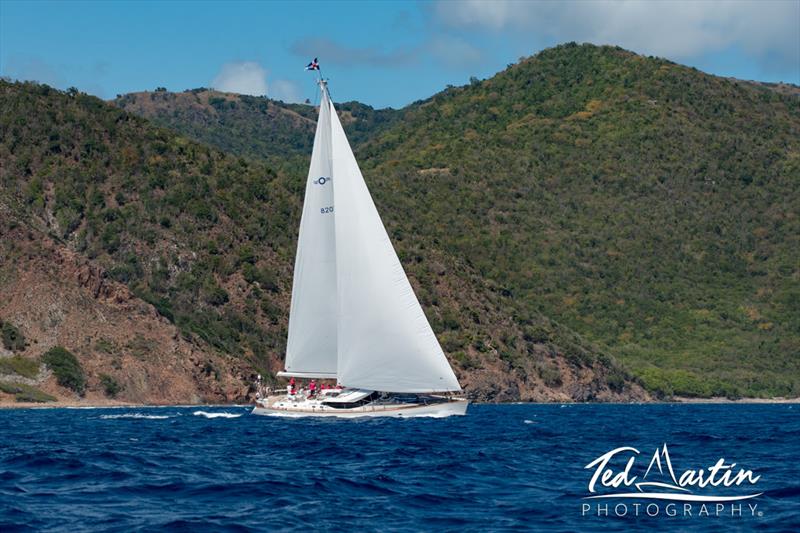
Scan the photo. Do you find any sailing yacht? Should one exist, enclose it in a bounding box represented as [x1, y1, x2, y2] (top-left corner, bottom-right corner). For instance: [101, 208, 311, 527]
[252, 79, 467, 418]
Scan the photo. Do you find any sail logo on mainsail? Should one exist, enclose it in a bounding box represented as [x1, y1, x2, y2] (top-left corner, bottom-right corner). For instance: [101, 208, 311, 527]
[314, 177, 331, 185]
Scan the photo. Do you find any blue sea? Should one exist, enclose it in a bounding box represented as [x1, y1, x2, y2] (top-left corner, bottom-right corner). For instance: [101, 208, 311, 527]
[1, 404, 798, 531]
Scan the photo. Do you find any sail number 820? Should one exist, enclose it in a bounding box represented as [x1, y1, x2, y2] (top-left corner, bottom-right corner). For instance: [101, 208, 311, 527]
[320, 206, 334, 214]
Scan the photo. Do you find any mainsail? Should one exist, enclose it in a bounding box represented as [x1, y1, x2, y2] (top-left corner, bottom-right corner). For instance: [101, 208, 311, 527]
[282, 81, 461, 393]
[283, 83, 337, 378]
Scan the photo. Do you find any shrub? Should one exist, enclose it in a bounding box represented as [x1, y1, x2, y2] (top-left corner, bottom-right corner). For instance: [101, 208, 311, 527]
[55, 207, 82, 237]
[237, 246, 257, 265]
[94, 338, 115, 354]
[0, 381, 23, 394]
[0, 355, 40, 378]
[537, 362, 563, 388]
[203, 283, 229, 306]
[0, 381, 56, 403]
[606, 370, 626, 393]
[99, 374, 122, 398]
[41, 347, 86, 395]
[242, 264, 278, 292]
[101, 225, 121, 253]
[126, 335, 158, 360]
[260, 299, 283, 325]
[440, 308, 461, 331]
[440, 331, 465, 352]
[452, 351, 479, 370]
[15, 387, 57, 403]
[1, 321, 26, 352]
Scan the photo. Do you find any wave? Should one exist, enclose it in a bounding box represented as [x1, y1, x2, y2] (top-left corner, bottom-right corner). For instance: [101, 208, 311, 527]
[764, 486, 800, 498]
[192, 411, 242, 419]
[99, 413, 174, 420]
[3, 403, 794, 531]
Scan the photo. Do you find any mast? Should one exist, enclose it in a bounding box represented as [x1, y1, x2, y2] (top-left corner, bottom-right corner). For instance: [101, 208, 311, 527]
[282, 80, 337, 379]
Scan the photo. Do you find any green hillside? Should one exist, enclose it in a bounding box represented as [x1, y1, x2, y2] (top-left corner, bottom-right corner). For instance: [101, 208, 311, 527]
[117, 43, 800, 398]
[0, 82, 298, 370]
[112, 89, 403, 173]
[1, 79, 637, 402]
[358, 44, 800, 397]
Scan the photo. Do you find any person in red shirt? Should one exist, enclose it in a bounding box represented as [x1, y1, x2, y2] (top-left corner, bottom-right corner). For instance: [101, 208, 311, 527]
[288, 377, 296, 396]
[309, 379, 317, 398]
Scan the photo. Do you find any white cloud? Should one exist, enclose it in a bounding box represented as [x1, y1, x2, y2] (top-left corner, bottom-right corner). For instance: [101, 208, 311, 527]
[211, 61, 268, 96]
[210, 63, 303, 102]
[433, 0, 799, 68]
[270, 79, 303, 103]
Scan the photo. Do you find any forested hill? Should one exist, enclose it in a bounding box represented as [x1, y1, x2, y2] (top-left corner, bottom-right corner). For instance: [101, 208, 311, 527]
[112, 89, 403, 172]
[116, 43, 800, 398]
[0, 79, 641, 405]
[357, 43, 800, 398]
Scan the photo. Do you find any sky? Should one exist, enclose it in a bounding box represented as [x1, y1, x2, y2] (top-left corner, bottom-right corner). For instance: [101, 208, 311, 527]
[1, 0, 798, 109]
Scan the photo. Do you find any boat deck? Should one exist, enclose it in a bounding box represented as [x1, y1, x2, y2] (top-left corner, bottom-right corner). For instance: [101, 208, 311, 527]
[252, 393, 468, 418]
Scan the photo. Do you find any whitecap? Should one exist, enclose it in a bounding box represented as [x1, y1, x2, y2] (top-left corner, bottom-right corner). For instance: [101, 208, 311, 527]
[524, 419, 535, 424]
[100, 413, 173, 420]
[192, 411, 242, 419]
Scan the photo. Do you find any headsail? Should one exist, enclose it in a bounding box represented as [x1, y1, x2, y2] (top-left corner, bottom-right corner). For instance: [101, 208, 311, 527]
[284, 82, 337, 378]
[329, 95, 461, 393]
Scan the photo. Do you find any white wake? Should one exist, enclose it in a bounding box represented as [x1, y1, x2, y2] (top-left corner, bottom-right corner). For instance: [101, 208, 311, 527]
[100, 413, 174, 420]
[192, 411, 242, 419]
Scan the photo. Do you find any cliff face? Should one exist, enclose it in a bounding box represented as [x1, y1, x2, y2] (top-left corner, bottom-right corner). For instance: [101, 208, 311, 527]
[0, 214, 252, 405]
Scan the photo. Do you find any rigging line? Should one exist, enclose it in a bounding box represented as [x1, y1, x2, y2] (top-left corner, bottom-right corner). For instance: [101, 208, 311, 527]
[311, 74, 320, 108]
[321, 74, 332, 107]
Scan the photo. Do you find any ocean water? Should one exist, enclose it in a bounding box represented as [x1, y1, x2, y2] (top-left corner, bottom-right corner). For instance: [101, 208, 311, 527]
[1, 404, 798, 531]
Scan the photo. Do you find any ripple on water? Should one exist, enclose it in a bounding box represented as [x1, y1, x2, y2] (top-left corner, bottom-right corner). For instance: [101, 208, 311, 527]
[0, 404, 797, 531]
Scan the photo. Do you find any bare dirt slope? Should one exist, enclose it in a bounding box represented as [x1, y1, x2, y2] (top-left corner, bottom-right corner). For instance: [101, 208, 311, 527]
[0, 215, 252, 405]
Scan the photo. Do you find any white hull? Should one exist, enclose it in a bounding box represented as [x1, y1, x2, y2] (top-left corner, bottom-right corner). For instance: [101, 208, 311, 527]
[252, 396, 468, 418]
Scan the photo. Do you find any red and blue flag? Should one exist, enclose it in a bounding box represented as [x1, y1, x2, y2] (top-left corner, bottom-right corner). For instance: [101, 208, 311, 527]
[305, 58, 320, 71]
